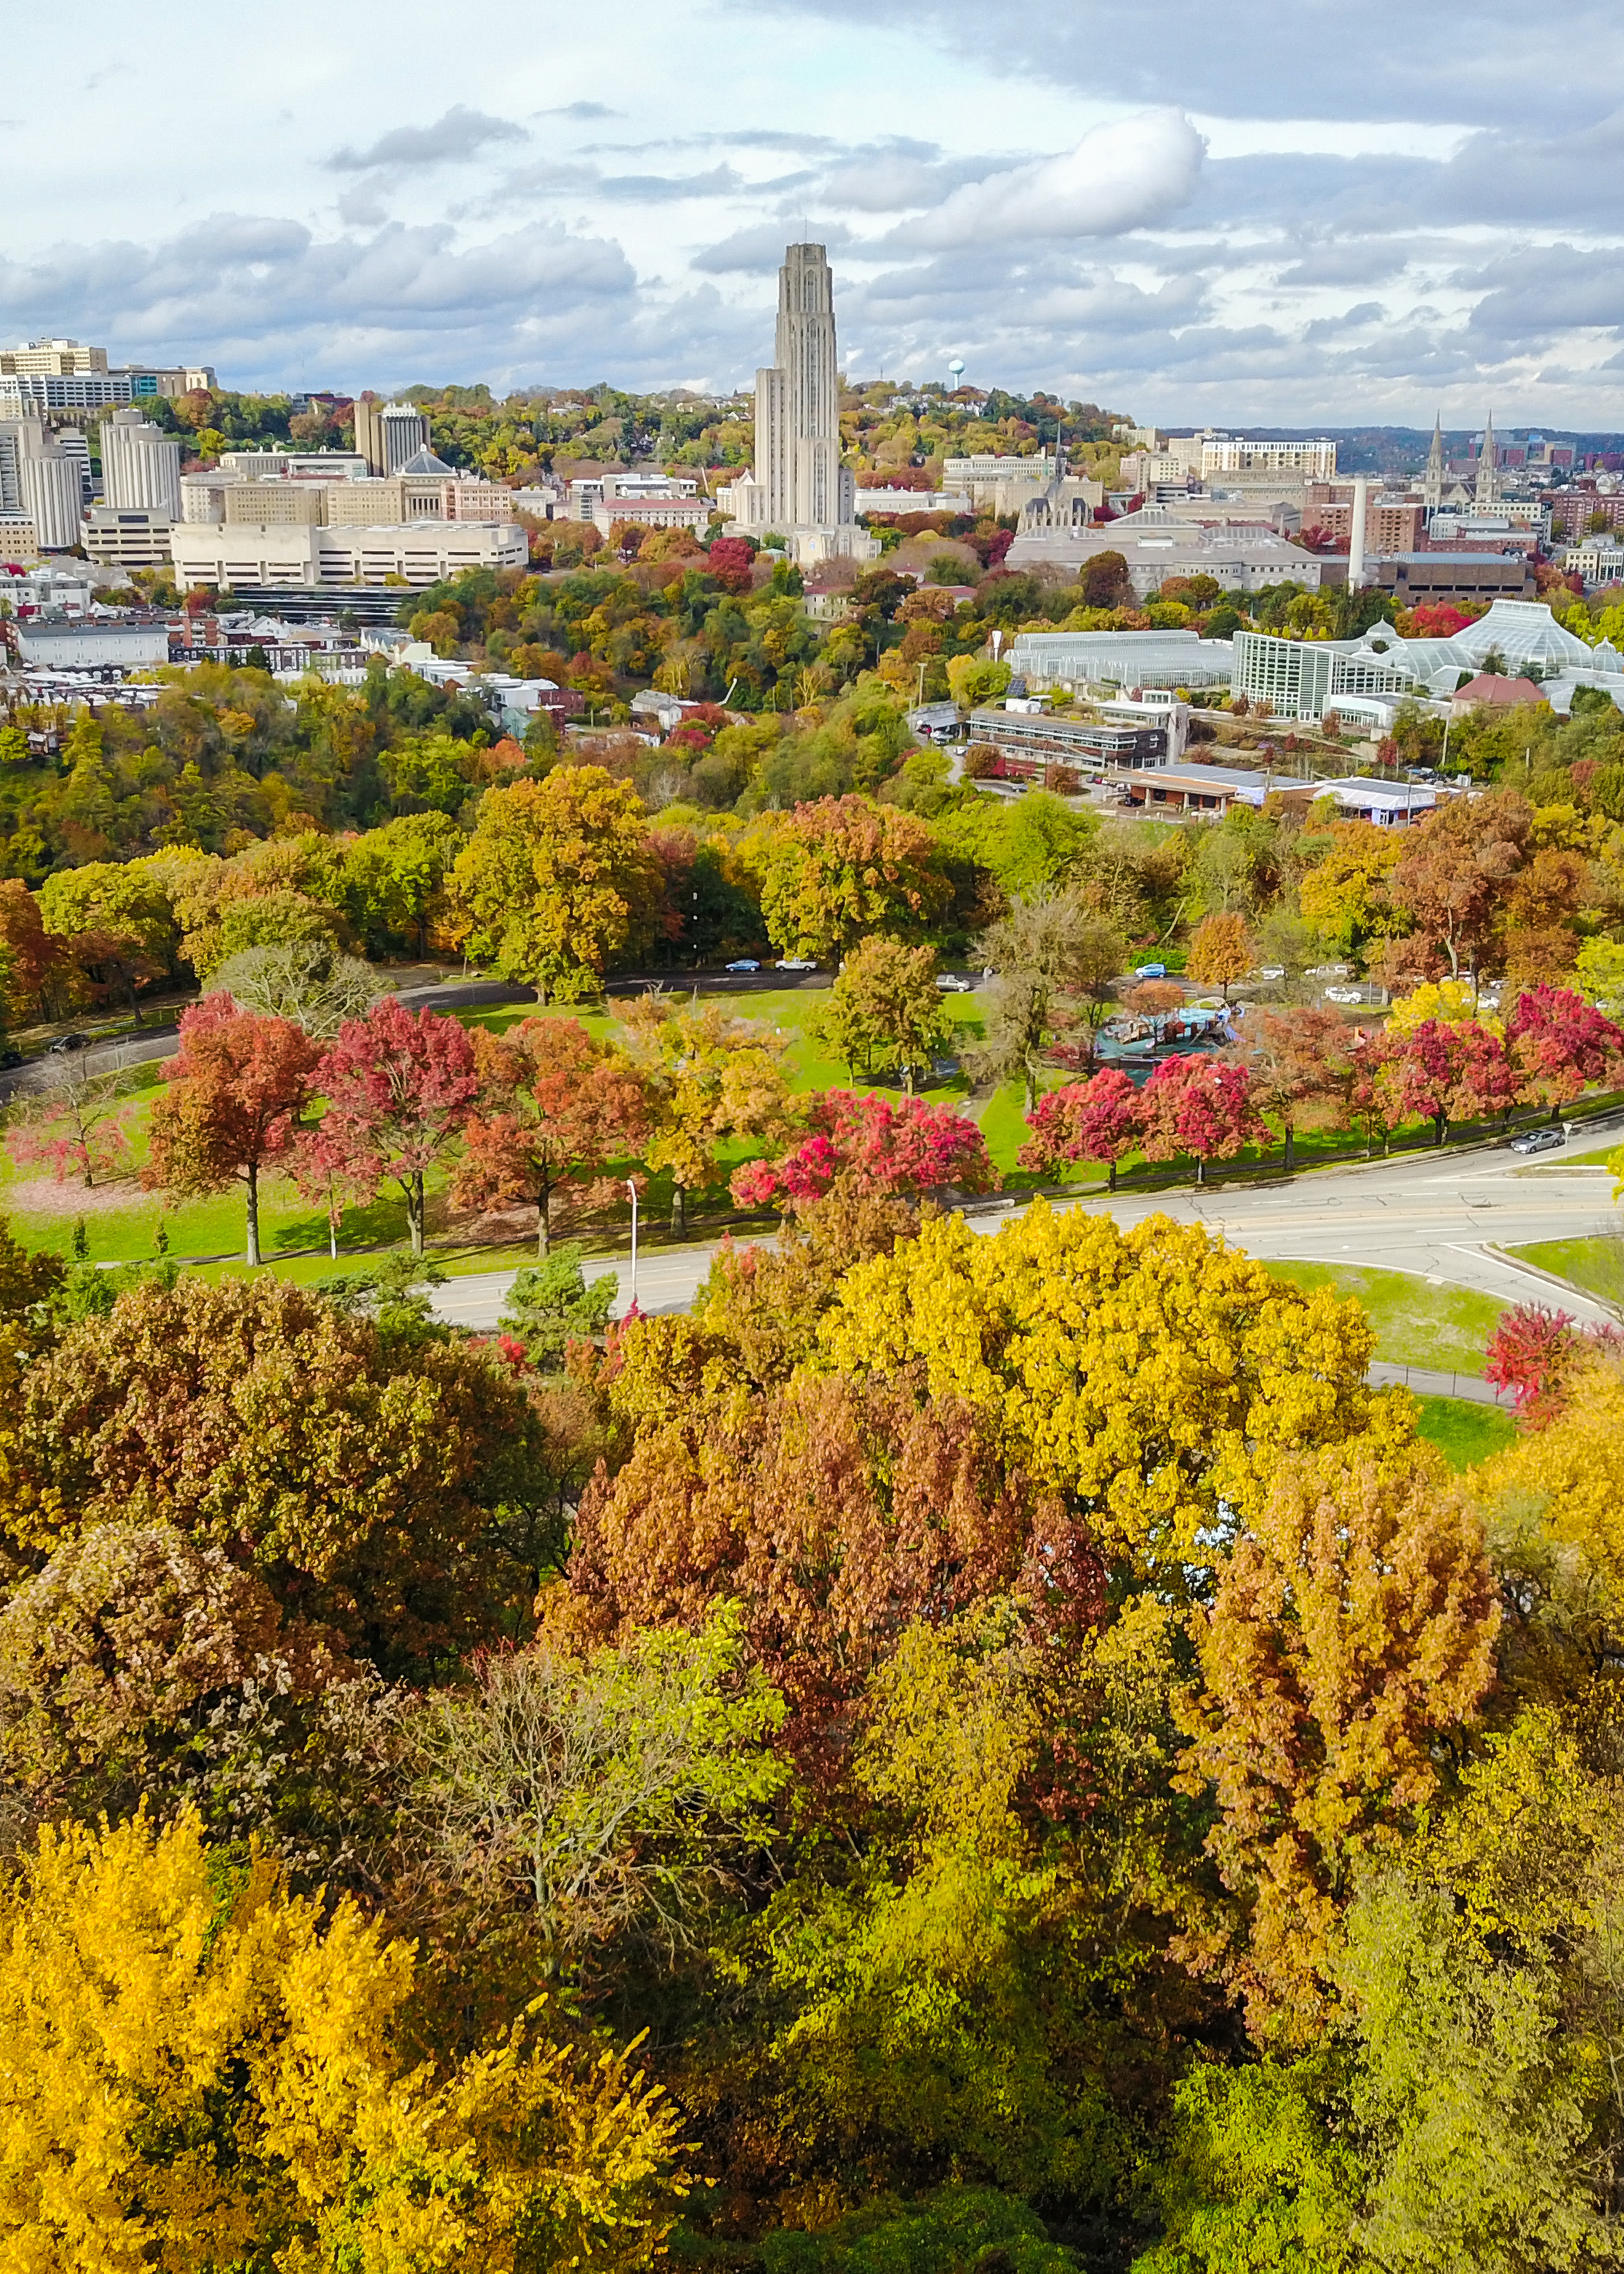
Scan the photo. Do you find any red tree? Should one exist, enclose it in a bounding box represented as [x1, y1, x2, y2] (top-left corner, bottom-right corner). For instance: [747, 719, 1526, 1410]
[730, 1089, 997, 1211]
[1485, 1300, 1624, 1427]
[302, 999, 478, 1255]
[1138, 1056, 1265, 1184]
[144, 997, 321, 1266]
[454, 1017, 651, 1256]
[1018, 1068, 1142, 1190]
[706, 537, 755, 594]
[1506, 985, 1624, 1117]
[1390, 1019, 1515, 1145]
[1249, 1006, 1357, 1171]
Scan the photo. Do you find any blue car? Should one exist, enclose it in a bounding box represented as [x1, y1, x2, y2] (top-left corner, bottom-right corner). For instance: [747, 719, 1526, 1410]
[1133, 961, 1167, 980]
[724, 959, 760, 973]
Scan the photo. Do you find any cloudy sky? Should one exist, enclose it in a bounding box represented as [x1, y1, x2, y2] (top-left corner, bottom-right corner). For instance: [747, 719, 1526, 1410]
[3, 0, 1624, 427]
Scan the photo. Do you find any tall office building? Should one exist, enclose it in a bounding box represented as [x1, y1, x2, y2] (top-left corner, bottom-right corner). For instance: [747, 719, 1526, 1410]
[353, 394, 432, 475]
[100, 406, 181, 515]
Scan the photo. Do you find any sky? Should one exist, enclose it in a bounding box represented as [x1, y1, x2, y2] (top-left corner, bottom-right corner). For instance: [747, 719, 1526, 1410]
[2, 0, 1624, 428]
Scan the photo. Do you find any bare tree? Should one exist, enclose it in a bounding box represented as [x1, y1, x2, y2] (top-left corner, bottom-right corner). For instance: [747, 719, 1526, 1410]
[208, 943, 384, 1042]
[400, 1609, 786, 1953]
[969, 891, 1126, 1107]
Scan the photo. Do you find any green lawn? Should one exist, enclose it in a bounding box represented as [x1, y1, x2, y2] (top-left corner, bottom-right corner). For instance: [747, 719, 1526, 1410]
[1505, 1235, 1624, 1306]
[1412, 1394, 1517, 1471]
[1266, 1261, 1505, 1375]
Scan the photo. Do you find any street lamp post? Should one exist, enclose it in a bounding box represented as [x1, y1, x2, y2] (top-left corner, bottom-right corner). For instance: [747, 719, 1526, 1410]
[626, 1178, 639, 1311]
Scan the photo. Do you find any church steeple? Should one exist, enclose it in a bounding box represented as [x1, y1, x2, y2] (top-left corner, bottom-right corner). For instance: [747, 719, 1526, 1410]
[1422, 410, 1445, 512]
[1475, 410, 1500, 509]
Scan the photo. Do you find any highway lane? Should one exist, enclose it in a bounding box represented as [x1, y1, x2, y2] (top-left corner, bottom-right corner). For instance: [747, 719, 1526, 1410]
[430, 1135, 1624, 1334]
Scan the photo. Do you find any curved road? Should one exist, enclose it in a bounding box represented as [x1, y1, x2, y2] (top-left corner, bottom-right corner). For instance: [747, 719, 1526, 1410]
[430, 1131, 1624, 1340]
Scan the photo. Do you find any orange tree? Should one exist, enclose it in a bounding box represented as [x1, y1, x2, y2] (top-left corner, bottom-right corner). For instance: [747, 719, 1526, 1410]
[455, 1015, 652, 1255]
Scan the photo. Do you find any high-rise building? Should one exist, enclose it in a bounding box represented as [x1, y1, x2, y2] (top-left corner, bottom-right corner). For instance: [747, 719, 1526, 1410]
[100, 406, 181, 515]
[378, 402, 431, 474]
[0, 422, 84, 549]
[730, 243, 875, 564]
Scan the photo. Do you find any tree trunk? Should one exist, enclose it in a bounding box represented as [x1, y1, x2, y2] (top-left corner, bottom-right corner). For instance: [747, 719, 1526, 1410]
[1195, 1155, 1206, 1186]
[536, 1169, 551, 1259]
[408, 1171, 426, 1255]
[1107, 1159, 1118, 1192]
[671, 1182, 687, 1239]
[245, 1160, 262, 1267]
[1284, 1123, 1295, 1172]
[1435, 1113, 1448, 1146]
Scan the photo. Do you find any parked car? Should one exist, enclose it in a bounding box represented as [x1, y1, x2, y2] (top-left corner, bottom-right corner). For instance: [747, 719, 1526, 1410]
[1510, 1127, 1566, 1155]
[48, 1033, 89, 1053]
[0, 1049, 22, 1070]
[723, 959, 760, 973]
[930, 1056, 961, 1079]
[1324, 987, 1364, 1004]
[1260, 965, 1286, 981]
[776, 956, 818, 971]
[934, 973, 973, 993]
[1133, 962, 1167, 979]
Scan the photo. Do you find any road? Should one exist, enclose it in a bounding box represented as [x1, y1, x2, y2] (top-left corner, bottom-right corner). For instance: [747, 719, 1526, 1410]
[430, 1131, 1624, 1337]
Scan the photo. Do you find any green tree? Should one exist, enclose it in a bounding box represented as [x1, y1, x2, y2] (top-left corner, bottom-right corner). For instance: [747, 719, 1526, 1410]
[342, 809, 466, 954]
[815, 935, 951, 1090]
[970, 890, 1126, 1107]
[621, 995, 794, 1235]
[450, 767, 660, 1000]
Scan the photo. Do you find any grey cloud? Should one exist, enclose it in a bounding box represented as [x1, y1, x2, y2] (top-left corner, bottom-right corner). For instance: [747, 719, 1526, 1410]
[885, 112, 1205, 249]
[596, 165, 746, 201]
[1274, 239, 1417, 289]
[762, 0, 1624, 133]
[694, 222, 855, 273]
[538, 102, 618, 119]
[1302, 302, 1386, 341]
[1460, 243, 1624, 346]
[328, 105, 526, 171]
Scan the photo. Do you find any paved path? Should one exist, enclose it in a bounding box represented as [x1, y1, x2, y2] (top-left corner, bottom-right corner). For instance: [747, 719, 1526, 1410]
[429, 1131, 1624, 1348]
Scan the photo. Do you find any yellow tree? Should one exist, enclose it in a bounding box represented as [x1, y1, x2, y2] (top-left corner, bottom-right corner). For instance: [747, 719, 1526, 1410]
[450, 766, 661, 1002]
[0, 1809, 686, 2272]
[1296, 818, 1404, 962]
[820, 1201, 1386, 1580]
[1177, 1439, 1500, 2028]
[1185, 911, 1254, 1004]
[621, 995, 796, 1235]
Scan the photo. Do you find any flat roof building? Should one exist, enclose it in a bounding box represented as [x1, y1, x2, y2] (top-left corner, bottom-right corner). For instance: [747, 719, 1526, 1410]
[1010, 626, 1235, 692]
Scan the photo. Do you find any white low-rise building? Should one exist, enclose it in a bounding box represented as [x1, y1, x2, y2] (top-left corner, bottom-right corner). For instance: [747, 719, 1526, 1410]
[14, 619, 173, 670]
[1007, 505, 1322, 595]
[1010, 626, 1235, 693]
[169, 519, 528, 591]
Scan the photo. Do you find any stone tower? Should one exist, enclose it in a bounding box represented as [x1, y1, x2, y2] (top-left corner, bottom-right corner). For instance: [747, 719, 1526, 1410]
[754, 243, 852, 532]
[1422, 410, 1445, 512]
[1474, 410, 1500, 510]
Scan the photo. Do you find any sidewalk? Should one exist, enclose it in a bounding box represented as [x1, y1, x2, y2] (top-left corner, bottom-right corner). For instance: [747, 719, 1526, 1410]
[1369, 1359, 1504, 1407]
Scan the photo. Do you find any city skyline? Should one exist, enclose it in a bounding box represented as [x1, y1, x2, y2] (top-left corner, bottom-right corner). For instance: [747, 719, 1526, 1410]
[1, 0, 1622, 423]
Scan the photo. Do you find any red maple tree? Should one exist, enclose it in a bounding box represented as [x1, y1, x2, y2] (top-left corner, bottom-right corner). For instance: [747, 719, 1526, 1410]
[454, 1017, 651, 1255]
[301, 999, 478, 1255]
[144, 996, 321, 1265]
[1018, 1068, 1142, 1190]
[731, 1089, 996, 1211]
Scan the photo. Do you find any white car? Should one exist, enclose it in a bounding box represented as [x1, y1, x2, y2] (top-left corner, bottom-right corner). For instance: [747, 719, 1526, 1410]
[934, 974, 973, 993]
[1260, 966, 1286, 981]
[1324, 986, 1364, 1004]
[776, 956, 818, 971]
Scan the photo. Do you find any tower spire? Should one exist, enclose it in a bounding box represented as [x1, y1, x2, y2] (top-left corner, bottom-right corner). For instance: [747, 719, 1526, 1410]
[1422, 409, 1445, 512]
[1475, 409, 1499, 509]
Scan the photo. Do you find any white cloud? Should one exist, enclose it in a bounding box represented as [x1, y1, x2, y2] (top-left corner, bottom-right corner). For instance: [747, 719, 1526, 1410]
[328, 105, 527, 171]
[890, 110, 1205, 248]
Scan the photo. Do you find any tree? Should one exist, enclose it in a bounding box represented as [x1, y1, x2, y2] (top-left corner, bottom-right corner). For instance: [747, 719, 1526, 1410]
[1176, 1439, 1500, 2022]
[1389, 1017, 1515, 1145]
[754, 795, 950, 962]
[37, 857, 177, 1019]
[0, 879, 74, 1021]
[1505, 983, 1624, 1115]
[450, 766, 661, 1001]
[6, 1047, 140, 1189]
[1483, 1300, 1622, 1426]
[621, 995, 794, 1235]
[498, 1243, 619, 1369]
[822, 1203, 1380, 1580]
[208, 939, 382, 1040]
[731, 1090, 996, 1211]
[10, 1272, 551, 1672]
[455, 1016, 650, 1256]
[1297, 819, 1404, 962]
[402, 1606, 786, 1954]
[1384, 976, 1486, 1037]
[1016, 1067, 1141, 1189]
[1138, 1056, 1266, 1184]
[0, 1809, 686, 2271]
[1186, 911, 1254, 1004]
[946, 653, 1013, 709]
[342, 808, 465, 955]
[303, 998, 478, 1255]
[1390, 789, 1532, 981]
[1248, 1006, 1358, 1171]
[814, 934, 950, 1090]
[144, 995, 320, 1266]
[971, 891, 1126, 1107]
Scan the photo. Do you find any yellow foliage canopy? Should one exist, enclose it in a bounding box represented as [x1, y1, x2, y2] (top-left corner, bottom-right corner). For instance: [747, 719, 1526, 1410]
[818, 1202, 1386, 1574]
[0, 1809, 686, 2273]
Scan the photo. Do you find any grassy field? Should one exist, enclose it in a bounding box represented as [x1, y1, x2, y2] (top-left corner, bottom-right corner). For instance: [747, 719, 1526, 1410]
[1505, 1235, 1624, 1306]
[1411, 1394, 1517, 1470]
[1266, 1261, 1505, 1375]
